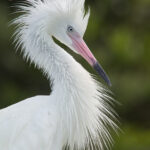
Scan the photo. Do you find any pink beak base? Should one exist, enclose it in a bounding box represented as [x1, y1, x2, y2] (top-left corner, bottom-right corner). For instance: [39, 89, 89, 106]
[70, 35, 111, 86]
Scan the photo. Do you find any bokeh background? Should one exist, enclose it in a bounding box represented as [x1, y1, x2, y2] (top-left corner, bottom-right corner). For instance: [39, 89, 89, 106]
[0, 0, 150, 149]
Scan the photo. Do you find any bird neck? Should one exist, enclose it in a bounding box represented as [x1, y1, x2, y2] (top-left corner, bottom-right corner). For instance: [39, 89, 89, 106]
[29, 33, 98, 144]
[28, 33, 91, 99]
[25, 33, 115, 149]
[34, 35, 79, 92]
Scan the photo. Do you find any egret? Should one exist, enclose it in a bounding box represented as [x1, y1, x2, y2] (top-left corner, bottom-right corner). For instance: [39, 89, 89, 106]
[0, 0, 117, 150]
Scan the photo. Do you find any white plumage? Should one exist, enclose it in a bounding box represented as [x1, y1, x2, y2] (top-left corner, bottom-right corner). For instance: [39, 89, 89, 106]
[0, 0, 117, 150]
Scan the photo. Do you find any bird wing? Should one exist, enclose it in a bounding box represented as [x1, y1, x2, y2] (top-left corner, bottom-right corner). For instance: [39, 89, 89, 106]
[0, 96, 58, 150]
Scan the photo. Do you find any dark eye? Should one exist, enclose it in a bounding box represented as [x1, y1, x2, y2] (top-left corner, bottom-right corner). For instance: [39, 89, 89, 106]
[67, 25, 74, 33]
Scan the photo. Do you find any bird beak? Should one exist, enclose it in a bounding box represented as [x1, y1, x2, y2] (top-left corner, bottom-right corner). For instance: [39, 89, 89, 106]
[69, 34, 111, 86]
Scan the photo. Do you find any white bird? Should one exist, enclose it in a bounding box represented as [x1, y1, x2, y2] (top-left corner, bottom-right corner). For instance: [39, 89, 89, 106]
[0, 0, 117, 150]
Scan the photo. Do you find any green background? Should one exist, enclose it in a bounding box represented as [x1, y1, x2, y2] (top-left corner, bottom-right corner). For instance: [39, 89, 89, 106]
[0, 0, 150, 149]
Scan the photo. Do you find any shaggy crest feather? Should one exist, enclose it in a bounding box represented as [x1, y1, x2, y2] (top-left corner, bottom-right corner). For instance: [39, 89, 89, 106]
[11, 0, 118, 150]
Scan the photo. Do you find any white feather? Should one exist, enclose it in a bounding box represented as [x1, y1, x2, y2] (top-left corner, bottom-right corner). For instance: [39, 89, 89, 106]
[0, 0, 118, 150]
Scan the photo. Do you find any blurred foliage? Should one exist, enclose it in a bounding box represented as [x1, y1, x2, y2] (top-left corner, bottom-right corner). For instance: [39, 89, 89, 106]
[0, 0, 150, 149]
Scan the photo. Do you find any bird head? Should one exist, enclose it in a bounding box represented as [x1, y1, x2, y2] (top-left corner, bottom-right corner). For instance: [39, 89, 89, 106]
[14, 0, 111, 86]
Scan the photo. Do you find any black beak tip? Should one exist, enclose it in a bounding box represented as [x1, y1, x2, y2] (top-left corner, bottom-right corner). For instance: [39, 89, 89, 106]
[107, 80, 112, 87]
[93, 62, 112, 87]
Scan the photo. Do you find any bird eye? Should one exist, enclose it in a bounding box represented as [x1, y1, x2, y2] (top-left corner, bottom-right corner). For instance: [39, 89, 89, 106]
[67, 25, 74, 33]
